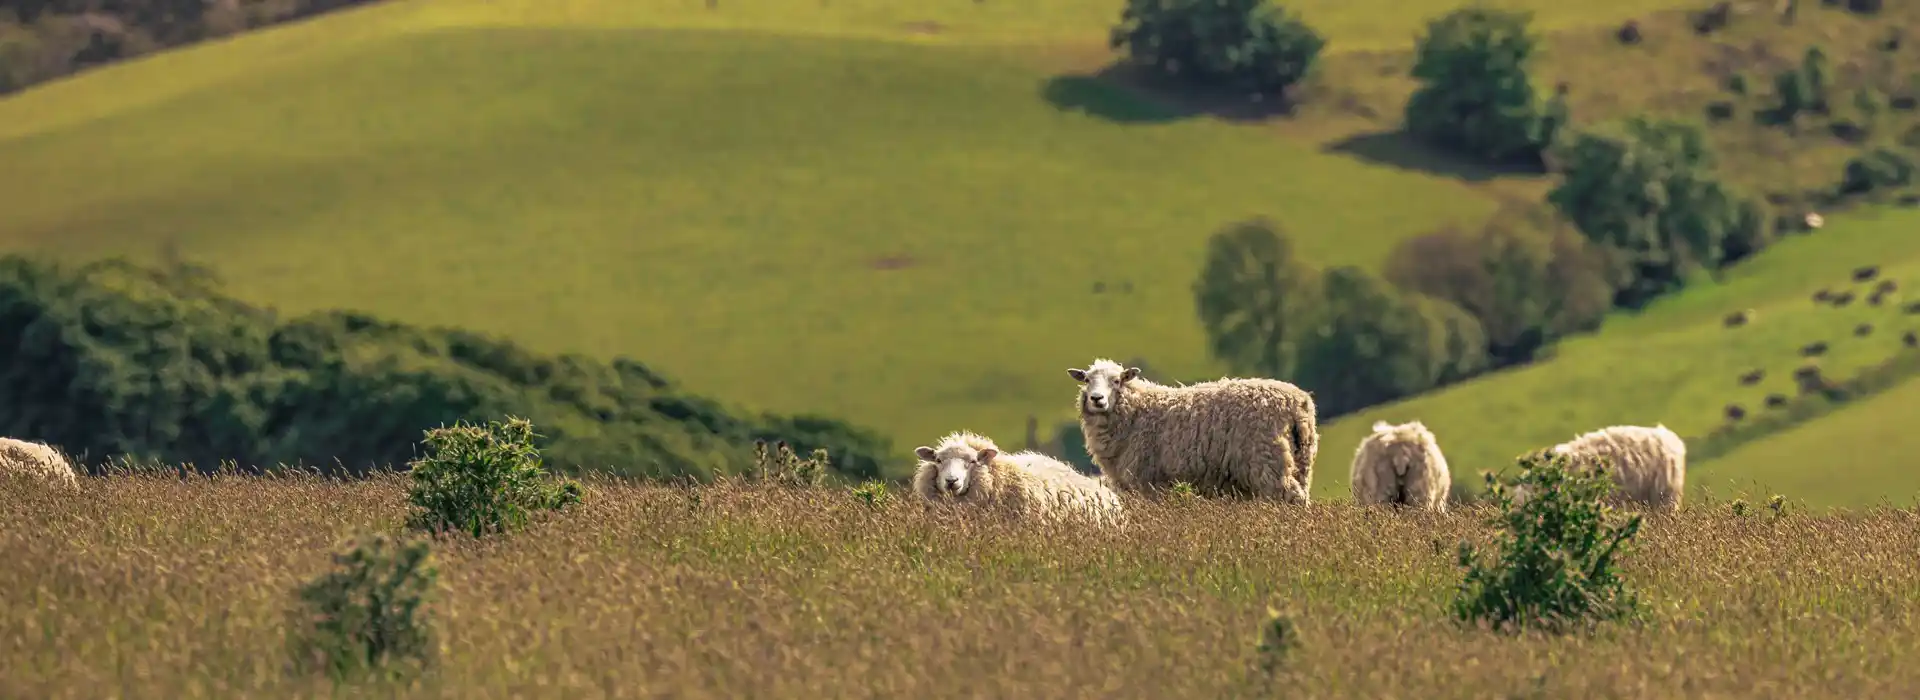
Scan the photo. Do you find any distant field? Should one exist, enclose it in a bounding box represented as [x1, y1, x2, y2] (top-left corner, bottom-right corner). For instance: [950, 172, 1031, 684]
[5, 474, 1917, 697]
[1317, 208, 1920, 508]
[1692, 374, 1920, 509]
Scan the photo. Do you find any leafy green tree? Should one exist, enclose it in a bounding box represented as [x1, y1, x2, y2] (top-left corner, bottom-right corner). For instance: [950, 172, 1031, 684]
[1110, 0, 1326, 97]
[1193, 218, 1322, 380]
[1546, 118, 1766, 307]
[1385, 203, 1620, 363]
[1405, 6, 1566, 164]
[1293, 266, 1484, 416]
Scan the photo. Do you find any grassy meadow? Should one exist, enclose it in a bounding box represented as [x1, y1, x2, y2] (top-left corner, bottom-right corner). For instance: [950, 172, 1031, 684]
[6, 472, 1919, 698]
[7, 0, 1920, 506]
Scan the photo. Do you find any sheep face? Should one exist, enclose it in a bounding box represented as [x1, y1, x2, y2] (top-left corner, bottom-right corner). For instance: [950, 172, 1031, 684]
[913, 444, 998, 496]
[1067, 359, 1142, 415]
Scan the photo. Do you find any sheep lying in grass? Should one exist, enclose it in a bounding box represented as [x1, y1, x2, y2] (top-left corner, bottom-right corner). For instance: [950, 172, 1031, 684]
[1518, 425, 1687, 513]
[1068, 358, 1318, 504]
[1349, 420, 1451, 512]
[0, 437, 79, 491]
[913, 431, 1123, 525]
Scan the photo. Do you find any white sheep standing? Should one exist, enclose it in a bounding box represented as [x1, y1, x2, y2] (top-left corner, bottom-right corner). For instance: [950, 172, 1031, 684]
[913, 430, 1124, 525]
[0, 437, 80, 491]
[1349, 420, 1451, 512]
[1068, 358, 1318, 504]
[1514, 424, 1687, 512]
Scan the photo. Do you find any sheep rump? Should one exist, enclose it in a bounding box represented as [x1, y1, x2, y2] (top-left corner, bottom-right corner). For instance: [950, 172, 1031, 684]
[912, 431, 1124, 525]
[1350, 420, 1451, 511]
[0, 437, 80, 491]
[1070, 359, 1318, 504]
[1527, 424, 1686, 512]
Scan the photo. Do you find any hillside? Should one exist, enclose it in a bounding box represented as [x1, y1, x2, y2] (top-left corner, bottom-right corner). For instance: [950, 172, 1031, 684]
[9, 0, 1920, 490]
[1322, 206, 1920, 508]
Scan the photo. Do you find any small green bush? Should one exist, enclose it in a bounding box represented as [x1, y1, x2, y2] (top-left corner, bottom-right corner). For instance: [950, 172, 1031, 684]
[289, 532, 438, 680]
[1452, 451, 1644, 633]
[752, 439, 832, 487]
[1840, 147, 1916, 195]
[852, 480, 891, 509]
[404, 416, 583, 537]
[1109, 0, 1325, 97]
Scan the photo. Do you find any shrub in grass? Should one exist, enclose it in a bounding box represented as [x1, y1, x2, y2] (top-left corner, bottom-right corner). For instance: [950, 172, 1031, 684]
[404, 416, 582, 537]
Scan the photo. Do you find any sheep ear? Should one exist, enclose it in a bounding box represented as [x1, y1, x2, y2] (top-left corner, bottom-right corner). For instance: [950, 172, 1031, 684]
[977, 448, 998, 462]
[1067, 368, 1088, 382]
[914, 446, 936, 461]
[1120, 367, 1141, 382]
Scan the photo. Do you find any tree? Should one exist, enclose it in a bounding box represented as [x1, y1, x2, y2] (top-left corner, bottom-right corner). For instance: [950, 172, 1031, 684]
[1193, 218, 1322, 380]
[1405, 6, 1565, 165]
[1385, 203, 1620, 364]
[1546, 118, 1766, 307]
[1110, 0, 1326, 97]
[1293, 266, 1483, 417]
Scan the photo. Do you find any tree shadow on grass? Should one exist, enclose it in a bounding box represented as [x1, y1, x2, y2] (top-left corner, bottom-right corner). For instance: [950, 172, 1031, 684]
[1039, 64, 1298, 125]
[1322, 130, 1547, 183]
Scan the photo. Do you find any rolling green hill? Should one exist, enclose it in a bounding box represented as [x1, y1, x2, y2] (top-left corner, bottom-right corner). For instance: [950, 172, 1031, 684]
[10, 0, 1920, 499]
[1320, 207, 1920, 508]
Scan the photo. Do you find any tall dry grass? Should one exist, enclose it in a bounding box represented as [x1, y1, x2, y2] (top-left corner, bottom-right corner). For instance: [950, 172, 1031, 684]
[3, 470, 1918, 698]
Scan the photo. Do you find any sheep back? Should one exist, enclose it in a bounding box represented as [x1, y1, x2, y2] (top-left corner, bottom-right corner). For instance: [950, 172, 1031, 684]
[1349, 420, 1451, 511]
[0, 437, 79, 491]
[1547, 424, 1687, 512]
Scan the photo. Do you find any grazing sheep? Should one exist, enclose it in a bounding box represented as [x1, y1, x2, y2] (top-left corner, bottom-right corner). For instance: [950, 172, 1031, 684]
[1875, 279, 1898, 294]
[1616, 20, 1643, 44]
[1856, 323, 1875, 337]
[1801, 341, 1829, 357]
[1805, 212, 1825, 229]
[1068, 358, 1318, 504]
[1813, 288, 1835, 303]
[1903, 301, 1920, 315]
[1738, 368, 1765, 385]
[0, 437, 79, 491]
[1853, 265, 1880, 282]
[1833, 291, 1856, 307]
[1793, 363, 1829, 394]
[1765, 393, 1790, 407]
[1725, 404, 1747, 421]
[1905, 330, 1918, 348]
[913, 430, 1123, 525]
[1349, 420, 1451, 512]
[1526, 425, 1687, 512]
[1723, 309, 1754, 327]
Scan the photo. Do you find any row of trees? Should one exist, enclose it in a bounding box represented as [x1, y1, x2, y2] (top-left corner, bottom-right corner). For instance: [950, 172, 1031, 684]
[0, 256, 892, 480]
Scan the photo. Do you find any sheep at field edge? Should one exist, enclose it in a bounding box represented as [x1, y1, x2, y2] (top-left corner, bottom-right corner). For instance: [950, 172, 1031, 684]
[1522, 424, 1688, 512]
[1349, 420, 1451, 512]
[0, 437, 79, 491]
[1068, 358, 1318, 504]
[913, 430, 1123, 525]
[1724, 404, 1746, 421]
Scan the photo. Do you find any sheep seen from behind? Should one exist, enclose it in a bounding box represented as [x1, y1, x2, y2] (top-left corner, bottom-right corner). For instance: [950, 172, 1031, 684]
[1531, 424, 1688, 512]
[1349, 420, 1451, 512]
[1068, 359, 1318, 504]
[0, 437, 80, 491]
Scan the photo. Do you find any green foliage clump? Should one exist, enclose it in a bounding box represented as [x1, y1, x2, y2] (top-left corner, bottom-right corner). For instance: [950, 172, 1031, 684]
[851, 480, 891, 509]
[1547, 118, 1769, 307]
[1385, 203, 1621, 364]
[1109, 0, 1326, 97]
[1193, 219, 1488, 418]
[1453, 451, 1644, 633]
[289, 532, 438, 680]
[0, 256, 891, 481]
[405, 417, 582, 537]
[1405, 7, 1567, 165]
[1840, 147, 1916, 195]
[1766, 47, 1833, 125]
[751, 439, 832, 488]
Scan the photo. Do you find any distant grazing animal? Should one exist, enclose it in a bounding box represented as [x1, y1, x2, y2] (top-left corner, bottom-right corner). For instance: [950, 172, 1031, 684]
[1856, 323, 1875, 337]
[1723, 309, 1754, 327]
[1905, 331, 1918, 348]
[1813, 289, 1835, 303]
[1349, 420, 1451, 512]
[1519, 425, 1687, 512]
[1738, 368, 1765, 385]
[1832, 291, 1856, 307]
[1854, 265, 1880, 282]
[1069, 358, 1318, 504]
[1725, 404, 1746, 421]
[0, 437, 79, 491]
[1764, 393, 1789, 408]
[912, 431, 1123, 525]
[1801, 341, 1829, 357]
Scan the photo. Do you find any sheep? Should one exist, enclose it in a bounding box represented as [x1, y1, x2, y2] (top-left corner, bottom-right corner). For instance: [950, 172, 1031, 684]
[1853, 265, 1880, 282]
[1067, 358, 1318, 504]
[1902, 301, 1920, 315]
[913, 430, 1123, 525]
[1764, 393, 1789, 407]
[0, 437, 79, 491]
[1805, 212, 1825, 229]
[1526, 425, 1687, 512]
[1723, 309, 1754, 327]
[1349, 420, 1451, 512]
[1905, 330, 1918, 348]
[1832, 291, 1856, 307]
[1724, 404, 1747, 421]
[1813, 288, 1835, 303]
[1738, 368, 1765, 385]
[1856, 322, 1875, 337]
[1801, 341, 1829, 357]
